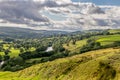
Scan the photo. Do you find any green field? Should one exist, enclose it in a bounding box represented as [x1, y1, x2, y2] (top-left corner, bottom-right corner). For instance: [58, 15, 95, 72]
[109, 29, 120, 33]
[0, 48, 120, 80]
[0, 43, 36, 57]
[63, 34, 120, 53]
[63, 39, 87, 53]
[9, 48, 20, 57]
[0, 52, 4, 56]
[0, 44, 20, 57]
[0, 49, 20, 58]
[96, 34, 120, 45]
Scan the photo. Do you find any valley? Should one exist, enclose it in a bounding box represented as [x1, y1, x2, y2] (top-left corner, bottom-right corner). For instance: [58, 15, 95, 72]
[0, 28, 120, 80]
[0, 0, 120, 80]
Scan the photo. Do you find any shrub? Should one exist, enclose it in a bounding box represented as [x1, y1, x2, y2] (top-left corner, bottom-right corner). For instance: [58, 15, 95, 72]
[80, 39, 101, 53]
[96, 61, 116, 80]
[3, 55, 10, 61]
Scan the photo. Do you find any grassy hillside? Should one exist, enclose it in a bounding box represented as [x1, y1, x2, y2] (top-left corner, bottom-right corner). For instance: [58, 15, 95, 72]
[63, 34, 120, 53]
[63, 39, 87, 53]
[96, 34, 120, 46]
[109, 29, 120, 34]
[0, 40, 2, 43]
[0, 48, 120, 80]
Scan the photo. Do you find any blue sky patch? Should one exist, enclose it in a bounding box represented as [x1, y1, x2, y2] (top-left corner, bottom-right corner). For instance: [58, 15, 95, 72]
[72, 0, 120, 6]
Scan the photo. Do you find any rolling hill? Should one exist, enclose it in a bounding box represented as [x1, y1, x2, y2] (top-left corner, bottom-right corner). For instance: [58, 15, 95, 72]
[0, 27, 68, 38]
[63, 29, 120, 53]
[0, 29, 120, 80]
[0, 48, 120, 80]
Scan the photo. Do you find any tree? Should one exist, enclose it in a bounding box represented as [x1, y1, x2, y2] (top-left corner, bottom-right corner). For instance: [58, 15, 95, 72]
[53, 43, 65, 52]
[20, 48, 24, 53]
[80, 45, 90, 53]
[72, 39, 76, 45]
[66, 43, 69, 46]
[87, 39, 94, 43]
[36, 46, 47, 52]
[0, 55, 2, 62]
[87, 41, 95, 48]
[4, 49, 11, 55]
[113, 41, 120, 46]
[3, 55, 10, 61]
[0, 46, 3, 52]
[80, 39, 101, 53]
[94, 42, 101, 50]
[4, 38, 14, 42]
[13, 56, 24, 64]
[102, 31, 110, 35]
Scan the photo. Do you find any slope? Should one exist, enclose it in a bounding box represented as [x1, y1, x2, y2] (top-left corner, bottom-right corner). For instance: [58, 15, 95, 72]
[0, 48, 120, 80]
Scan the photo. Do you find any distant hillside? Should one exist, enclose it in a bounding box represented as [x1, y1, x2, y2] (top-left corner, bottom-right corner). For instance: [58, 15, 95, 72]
[0, 27, 68, 38]
[109, 29, 120, 34]
[63, 29, 120, 53]
[0, 48, 120, 80]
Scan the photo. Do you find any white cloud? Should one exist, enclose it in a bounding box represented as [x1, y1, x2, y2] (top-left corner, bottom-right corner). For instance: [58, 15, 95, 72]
[0, 0, 120, 31]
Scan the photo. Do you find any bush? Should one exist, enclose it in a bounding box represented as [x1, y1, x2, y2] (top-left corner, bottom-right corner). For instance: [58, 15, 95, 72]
[0, 55, 2, 62]
[95, 61, 116, 80]
[113, 41, 120, 46]
[41, 57, 50, 62]
[3, 55, 10, 61]
[53, 43, 65, 52]
[49, 52, 68, 61]
[2, 65, 11, 71]
[19, 51, 55, 60]
[36, 46, 47, 52]
[12, 56, 24, 64]
[80, 39, 101, 53]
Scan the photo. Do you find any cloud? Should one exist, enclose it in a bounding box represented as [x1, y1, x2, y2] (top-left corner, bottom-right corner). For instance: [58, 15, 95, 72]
[0, 1, 49, 23]
[0, 0, 120, 31]
[87, 4, 104, 14]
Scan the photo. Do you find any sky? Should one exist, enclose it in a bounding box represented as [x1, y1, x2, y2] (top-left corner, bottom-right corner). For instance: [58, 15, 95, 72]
[0, 0, 120, 31]
[72, 0, 120, 6]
